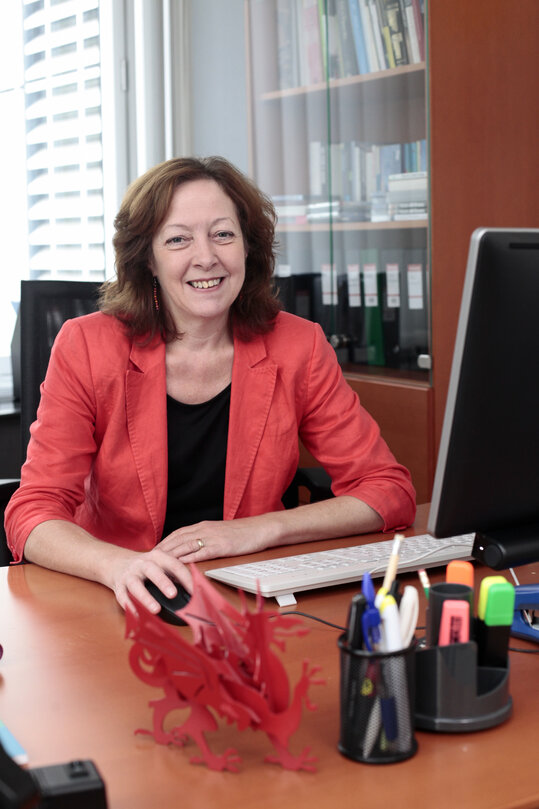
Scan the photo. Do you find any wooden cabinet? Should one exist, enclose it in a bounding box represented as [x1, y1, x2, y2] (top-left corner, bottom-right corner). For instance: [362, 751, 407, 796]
[428, 0, 539, 457]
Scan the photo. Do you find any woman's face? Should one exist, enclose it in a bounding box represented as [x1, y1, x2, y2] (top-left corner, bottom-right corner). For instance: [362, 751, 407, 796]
[151, 178, 247, 332]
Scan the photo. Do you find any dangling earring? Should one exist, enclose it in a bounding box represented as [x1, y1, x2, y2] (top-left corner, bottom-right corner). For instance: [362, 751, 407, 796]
[152, 276, 160, 312]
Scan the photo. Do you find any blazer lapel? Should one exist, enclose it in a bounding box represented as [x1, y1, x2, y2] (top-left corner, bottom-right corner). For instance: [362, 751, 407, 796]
[125, 337, 168, 541]
[224, 333, 277, 519]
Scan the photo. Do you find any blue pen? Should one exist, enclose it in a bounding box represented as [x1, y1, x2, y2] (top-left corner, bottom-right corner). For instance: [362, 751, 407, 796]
[362, 572, 381, 651]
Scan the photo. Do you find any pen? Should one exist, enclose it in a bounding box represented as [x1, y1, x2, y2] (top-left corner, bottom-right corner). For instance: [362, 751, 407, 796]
[418, 568, 430, 600]
[378, 595, 412, 754]
[361, 572, 381, 651]
[375, 533, 403, 608]
[0, 720, 28, 765]
[346, 593, 367, 650]
[399, 585, 419, 647]
[379, 594, 403, 652]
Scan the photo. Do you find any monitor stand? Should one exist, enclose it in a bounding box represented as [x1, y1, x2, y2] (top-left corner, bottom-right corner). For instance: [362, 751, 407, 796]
[472, 523, 539, 569]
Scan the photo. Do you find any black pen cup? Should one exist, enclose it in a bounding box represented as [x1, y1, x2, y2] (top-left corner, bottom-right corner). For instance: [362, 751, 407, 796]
[337, 634, 418, 764]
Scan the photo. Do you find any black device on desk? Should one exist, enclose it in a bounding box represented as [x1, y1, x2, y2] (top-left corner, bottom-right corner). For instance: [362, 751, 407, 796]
[429, 228, 539, 570]
[428, 228, 539, 643]
[143, 579, 191, 626]
[0, 740, 107, 809]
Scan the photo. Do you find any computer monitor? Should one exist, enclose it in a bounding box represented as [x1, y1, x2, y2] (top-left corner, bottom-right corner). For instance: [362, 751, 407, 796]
[428, 227, 539, 570]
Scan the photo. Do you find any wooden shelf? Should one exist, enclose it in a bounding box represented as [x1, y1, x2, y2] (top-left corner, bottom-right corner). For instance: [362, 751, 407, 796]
[277, 219, 427, 233]
[261, 63, 426, 102]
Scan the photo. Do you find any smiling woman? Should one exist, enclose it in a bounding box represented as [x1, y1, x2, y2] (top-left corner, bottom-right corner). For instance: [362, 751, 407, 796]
[5, 156, 416, 618]
[150, 179, 247, 336]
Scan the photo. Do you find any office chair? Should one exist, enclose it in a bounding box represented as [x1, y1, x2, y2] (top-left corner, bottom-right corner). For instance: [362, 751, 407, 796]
[282, 466, 333, 509]
[1, 281, 102, 566]
[16, 280, 102, 461]
[0, 479, 22, 565]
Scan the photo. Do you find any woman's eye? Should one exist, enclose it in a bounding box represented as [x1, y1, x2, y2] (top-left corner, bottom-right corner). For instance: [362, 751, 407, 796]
[215, 230, 234, 240]
[166, 235, 188, 246]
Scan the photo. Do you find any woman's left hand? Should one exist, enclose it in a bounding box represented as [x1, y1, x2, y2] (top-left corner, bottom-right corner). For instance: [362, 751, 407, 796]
[157, 516, 276, 562]
[156, 496, 384, 563]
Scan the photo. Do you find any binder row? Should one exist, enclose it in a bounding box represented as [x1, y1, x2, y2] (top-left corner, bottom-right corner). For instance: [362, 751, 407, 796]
[275, 245, 428, 370]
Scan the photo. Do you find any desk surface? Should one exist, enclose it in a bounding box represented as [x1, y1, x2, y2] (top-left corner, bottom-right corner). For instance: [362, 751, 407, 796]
[1, 504, 538, 809]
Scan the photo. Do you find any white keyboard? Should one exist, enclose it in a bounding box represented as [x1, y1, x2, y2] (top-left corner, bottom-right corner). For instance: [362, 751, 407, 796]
[205, 532, 475, 605]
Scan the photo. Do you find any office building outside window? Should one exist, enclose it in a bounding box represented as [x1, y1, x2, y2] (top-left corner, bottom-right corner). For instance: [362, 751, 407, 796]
[24, 0, 105, 282]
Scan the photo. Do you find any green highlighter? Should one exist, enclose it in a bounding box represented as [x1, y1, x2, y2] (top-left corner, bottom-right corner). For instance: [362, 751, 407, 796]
[476, 576, 515, 667]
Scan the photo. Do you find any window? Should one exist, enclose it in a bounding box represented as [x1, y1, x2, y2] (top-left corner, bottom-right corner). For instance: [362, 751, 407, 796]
[24, 0, 105, 282]
[0, 0, 131, 398]
[0, 0, 240, 401]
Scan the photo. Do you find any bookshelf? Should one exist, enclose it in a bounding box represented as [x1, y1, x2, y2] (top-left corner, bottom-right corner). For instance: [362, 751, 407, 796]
[245, 0, 432, 501]
[245, 0, 539, 505]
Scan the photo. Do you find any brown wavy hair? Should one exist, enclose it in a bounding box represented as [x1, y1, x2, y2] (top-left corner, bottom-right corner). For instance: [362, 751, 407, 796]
[99, 156, 281, 342]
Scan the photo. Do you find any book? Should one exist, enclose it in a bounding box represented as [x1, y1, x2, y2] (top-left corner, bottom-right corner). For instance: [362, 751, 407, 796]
[367, 0, 388, 70]
[320, 0, 343, 79]
[387, 170, 428, 190]
[378, 143, 403, 193]
[309, 140, 328, 198]
[380, 247, 403, 367]
[358, 0, 379, 71]
[336, 0, 360, 76]
[276, 0, 300, 89]
[301, 0, 325, 84]
[361, 247, 385, 366]
[380, 0, 409, 66]
[344, 247, 365, 358]
[376, 0, 396, 69]
[411, 0, 425, 60]
[399, 247, 429, 366]
[347, 0, 370, 75]
[399, 0, 421, 63]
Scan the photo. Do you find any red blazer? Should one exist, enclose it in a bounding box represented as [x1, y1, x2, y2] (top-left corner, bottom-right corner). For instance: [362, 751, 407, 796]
[6, 311, 416, 561]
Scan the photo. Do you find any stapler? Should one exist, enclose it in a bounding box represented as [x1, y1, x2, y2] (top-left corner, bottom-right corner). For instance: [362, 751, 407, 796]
[511, 584, 539, 643]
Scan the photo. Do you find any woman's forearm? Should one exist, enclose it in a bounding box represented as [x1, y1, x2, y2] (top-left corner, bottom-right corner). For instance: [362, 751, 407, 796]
[23, 520, 136, 590]
[267, 495, 384, 548]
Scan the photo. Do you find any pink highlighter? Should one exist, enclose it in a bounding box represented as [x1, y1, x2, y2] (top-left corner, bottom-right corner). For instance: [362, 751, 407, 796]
[438, 599, 470, 645]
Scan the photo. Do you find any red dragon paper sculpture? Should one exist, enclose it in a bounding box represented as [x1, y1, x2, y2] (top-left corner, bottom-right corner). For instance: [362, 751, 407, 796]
[126, 565, 324, 772]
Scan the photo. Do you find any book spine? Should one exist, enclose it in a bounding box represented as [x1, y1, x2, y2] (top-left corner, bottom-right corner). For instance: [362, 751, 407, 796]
[348, 0, 370, 74]
[368, 0, 388, 70]
[358, 0, 379, 71]
[301, 0, 325, 84]
[410, 0, 425, 60]
[399, 0, 420, 63]
[336, 0, 360, 76]
[276, 0, 300, 89]
[382, 0, 409, 66]
[376, 0, 396, 69]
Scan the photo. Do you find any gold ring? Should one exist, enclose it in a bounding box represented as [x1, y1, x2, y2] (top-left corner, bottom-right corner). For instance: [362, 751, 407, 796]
[196, 538, 205, 550]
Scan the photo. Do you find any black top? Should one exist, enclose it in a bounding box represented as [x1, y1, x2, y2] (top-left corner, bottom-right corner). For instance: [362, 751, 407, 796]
[161, 384, 231, 538]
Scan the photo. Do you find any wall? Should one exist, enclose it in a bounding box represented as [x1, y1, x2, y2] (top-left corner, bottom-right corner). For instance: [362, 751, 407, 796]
[189, 0, 249, 172]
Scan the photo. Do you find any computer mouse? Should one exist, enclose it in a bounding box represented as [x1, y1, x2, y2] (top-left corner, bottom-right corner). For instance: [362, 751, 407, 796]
[143, 579, 191, 626]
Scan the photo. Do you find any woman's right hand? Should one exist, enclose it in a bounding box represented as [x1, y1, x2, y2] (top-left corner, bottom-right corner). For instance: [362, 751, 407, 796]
[108, 546, 193, 615]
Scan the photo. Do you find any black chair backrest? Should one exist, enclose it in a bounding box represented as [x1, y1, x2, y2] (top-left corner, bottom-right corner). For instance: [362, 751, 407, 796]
[0, 479, 23, 565]
[17, 280, 101, 460]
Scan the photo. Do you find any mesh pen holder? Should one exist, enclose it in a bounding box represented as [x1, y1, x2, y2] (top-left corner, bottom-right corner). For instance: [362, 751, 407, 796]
[337, 634, 418, 764]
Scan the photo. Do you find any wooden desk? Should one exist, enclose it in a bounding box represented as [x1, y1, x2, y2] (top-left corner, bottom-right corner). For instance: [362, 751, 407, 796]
[1, 505, 538, 809]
